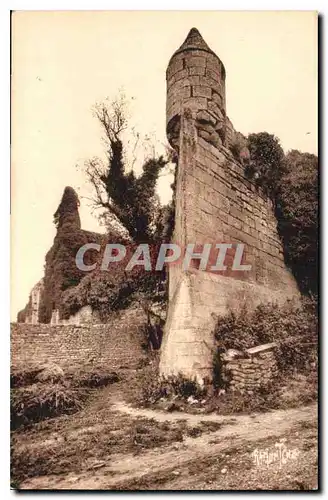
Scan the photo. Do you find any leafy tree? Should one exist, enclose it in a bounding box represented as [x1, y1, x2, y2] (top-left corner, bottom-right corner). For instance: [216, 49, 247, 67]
[246, 132, 286, 198]
[19, 97, 176, 324]
[245, 133, 318, 296]
[55, 96, 176, 325]
[276, 150, 318, 296]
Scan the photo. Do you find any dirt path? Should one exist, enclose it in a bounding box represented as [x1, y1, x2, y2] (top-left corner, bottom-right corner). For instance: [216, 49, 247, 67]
[113, 398, 240, 423]
[20, 400, 317, 490]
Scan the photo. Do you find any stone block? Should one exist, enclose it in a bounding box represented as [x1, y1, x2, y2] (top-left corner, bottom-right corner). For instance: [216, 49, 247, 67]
[168, 84, 191, 101]
[196, 110, 216, 125]
[188, 76, 201, 86]
[212, 91, 223, 107]
[162, 34, 300, 383]
[189, 66, 206, 76]
[167, 58, 184, 79]
[206, 67, 220, 82]
[192, 85, 212, 98]
[206, 59, 221, 74]
[208, 100, 222, 118]
[198, 129, 211, 141]
[183, 97, 208, 112]
[185, 56, 206, 67]
[172, 69, 189, 82]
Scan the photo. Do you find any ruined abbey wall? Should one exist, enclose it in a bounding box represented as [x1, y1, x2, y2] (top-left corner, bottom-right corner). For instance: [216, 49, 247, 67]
[15, 28, 300, 385]
[24, 279, 44, 324]
[50, 305, 101, 326]
[11, 307, 146, 373]
[160, 29, 299, 383]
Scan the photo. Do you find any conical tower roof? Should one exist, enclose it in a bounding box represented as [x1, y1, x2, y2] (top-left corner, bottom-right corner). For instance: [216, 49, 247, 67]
[172, 27, 218, 59]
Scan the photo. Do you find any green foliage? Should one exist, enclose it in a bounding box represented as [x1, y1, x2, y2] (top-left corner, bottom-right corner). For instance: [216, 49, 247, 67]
[58, 239, 166, 321]
[276, 150, 318, 295]
[11, 367, 120, 429]
[74, 371, 119, 388]
[104, 152, 168, 243]
[53, 186, 81, 229]
[63, 96, 175, 319]
[11, 368, 43, 388]
[60, 265, 165, 323]
[85, 96, 173, 244]
[246, 134, 318, 296]
[154, 152, 178, 243]
[246, 132, 286, 197]
[20, 97, 176, 324]
[59, 269, 132, 321]
[214, 298, 318, 374]
[38, 187, 109, 323]
[140, 373, 207, 405]
[11, 382, 88, 429]
[205, 374, 316, 414]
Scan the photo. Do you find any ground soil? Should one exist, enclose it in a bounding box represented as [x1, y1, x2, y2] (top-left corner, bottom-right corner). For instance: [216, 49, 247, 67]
[11, 372, 318, 491]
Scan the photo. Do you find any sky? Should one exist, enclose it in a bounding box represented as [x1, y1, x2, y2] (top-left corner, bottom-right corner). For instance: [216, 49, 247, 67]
[11, 10, 318, 320]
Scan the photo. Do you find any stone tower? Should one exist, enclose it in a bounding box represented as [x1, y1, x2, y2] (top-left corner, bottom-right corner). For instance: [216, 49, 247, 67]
[159, 28, 299, 383]
[166, 27, 227, 151]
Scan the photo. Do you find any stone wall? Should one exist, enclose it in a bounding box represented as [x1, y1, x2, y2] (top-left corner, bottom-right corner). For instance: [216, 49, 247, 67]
[159, 28, 299, 383]
[17, 186, 113, 326]
[11, 307, 147, 373]
[222, 343, 278, 393]
[50, 305, 101, 326]
[24, 279, 44, 324]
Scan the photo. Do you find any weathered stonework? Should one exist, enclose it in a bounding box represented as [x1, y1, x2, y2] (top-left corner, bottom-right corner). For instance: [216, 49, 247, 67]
[50, 305, 100, 326]
[24, 279, 44, 324]
[222, 343, 278, 393]
[160, 28, 299, 383]
[11, 307, 147, 373]
[18, 187, 107, 326]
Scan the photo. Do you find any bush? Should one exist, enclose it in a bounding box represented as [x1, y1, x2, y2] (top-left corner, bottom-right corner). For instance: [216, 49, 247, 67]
[11, 382, 88, 429]
[140, 373, 207, 405]
[245, 136, 318, 296]
[276, 150, 318, 296]
[11, 364, 65, 388]
[11, 369, 43, 389]
[246, 132, 286, 197]
[59, 245, 165, 322]
[205, 374, 317, 414]
[10, 365, 122, 429]
[214, 298, 318, 374]
[73, 370, 120, 388]
[35, 364, 64, 383]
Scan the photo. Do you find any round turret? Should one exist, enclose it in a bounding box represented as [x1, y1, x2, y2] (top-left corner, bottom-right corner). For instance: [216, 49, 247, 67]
[166, 28, 226, 149]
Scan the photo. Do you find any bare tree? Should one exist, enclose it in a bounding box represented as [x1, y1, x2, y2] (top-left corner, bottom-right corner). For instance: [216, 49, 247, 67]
[81, 94, 173, 243]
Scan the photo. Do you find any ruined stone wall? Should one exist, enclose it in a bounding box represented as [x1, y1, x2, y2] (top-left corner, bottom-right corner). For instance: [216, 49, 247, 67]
[17, 186, 112, 326]
[222, 343, 278, 394]
[11, 307, 147, 373]
[50, 305, 101, 326]
[160, 28, 299, 383]
[24, 279, 44, 324]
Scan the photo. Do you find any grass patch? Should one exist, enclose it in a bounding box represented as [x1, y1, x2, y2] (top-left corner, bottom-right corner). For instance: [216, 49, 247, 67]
[11, 382, 89, 430]
[11, 366, 121, 430]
